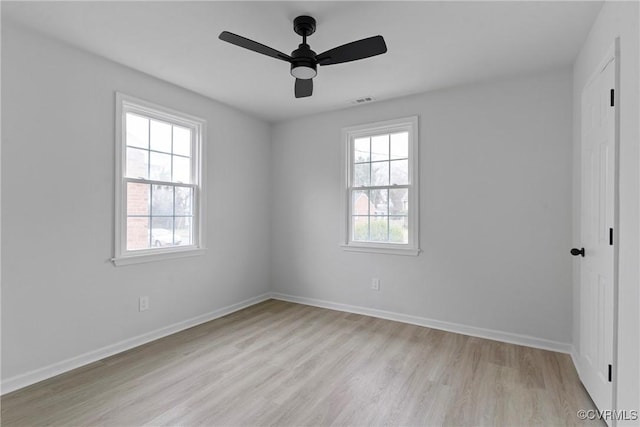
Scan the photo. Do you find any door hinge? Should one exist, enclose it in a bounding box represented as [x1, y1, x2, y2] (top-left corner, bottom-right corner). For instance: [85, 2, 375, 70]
[609, 228, 614, 245]
[610, 89, 615, 107]
[608, 364, 612, 382]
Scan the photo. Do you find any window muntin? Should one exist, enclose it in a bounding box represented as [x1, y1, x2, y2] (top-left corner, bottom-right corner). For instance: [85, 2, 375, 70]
[115, 93, 205, 265]
[342, 117, 419, 255]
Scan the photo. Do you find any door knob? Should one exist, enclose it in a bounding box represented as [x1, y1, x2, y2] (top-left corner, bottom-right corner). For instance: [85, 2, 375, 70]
[570, 248, 585, 257]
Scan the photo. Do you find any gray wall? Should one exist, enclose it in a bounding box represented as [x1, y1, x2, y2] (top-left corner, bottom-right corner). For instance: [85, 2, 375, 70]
[572, 2, 639, 422]
[271, 69, 574, 344]
[1, 23, 272, 381]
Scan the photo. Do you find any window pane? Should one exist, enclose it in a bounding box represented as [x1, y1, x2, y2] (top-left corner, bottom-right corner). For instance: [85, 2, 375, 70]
[370, 189, 388, 216]
[354, 137, 370, 163]
[173, 155, 191, 184]
[175, 217, 193, 246]
[126, 113, 148, 149]
[390, 188, 409, 215]
[151, 217, 174, 247]
[173, 126, 191, 157]
[390, 159, 409, 185]
[121, 102, 203, 256]
[127, 217, 150, 250]
[127, 182, 150, 215]
[370, 216, 388, 241]
[150, 120, 172, 153]
[151, 185, 173, 216]
[371, 134, 389, 161]
[353, 163, 370, 187]
[352, 216, 369, 241]
[175, 186, 192, 216]
[371, 161, 389, 186]
[126, 147, 149, 179]
[390, 132, 408, 159]
[150, 152, 171, 181]
[352, 190, 370, 215]
[389, 216, 408, 243]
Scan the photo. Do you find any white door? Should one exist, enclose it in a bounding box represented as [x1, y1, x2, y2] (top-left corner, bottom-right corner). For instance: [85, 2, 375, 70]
[578, 52, 616, 417]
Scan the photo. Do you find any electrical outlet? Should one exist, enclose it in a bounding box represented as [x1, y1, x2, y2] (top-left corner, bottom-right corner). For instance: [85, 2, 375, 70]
[371, 278, 380, 291]
[139, 296, 149, 312]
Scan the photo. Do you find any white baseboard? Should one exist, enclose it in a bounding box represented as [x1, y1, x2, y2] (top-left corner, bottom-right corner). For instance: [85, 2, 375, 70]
[570, 346, 582, 377]
[1, 293, 271, 395]
[271, 292, 573, 354]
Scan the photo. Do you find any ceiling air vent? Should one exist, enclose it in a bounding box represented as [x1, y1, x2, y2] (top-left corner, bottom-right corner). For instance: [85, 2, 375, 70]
[351, 96, 376, 105]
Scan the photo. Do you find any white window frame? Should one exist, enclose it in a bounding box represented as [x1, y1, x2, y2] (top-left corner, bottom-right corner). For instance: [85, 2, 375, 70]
[113, 93, 206, 266]
[340, 116, 420, 256]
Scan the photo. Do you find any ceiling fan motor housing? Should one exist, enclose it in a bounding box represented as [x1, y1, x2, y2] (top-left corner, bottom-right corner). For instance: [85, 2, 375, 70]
[290, 44, 317, 79]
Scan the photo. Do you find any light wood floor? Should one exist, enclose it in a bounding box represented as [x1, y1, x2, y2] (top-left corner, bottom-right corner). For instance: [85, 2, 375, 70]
[2, 299, 602, 426]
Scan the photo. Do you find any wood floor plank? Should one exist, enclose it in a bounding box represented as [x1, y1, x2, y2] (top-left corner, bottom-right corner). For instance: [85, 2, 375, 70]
[1, 300, 603, 426]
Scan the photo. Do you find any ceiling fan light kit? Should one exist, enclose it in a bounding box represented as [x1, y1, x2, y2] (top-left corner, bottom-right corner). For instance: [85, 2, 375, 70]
[219, 15, 387, 98]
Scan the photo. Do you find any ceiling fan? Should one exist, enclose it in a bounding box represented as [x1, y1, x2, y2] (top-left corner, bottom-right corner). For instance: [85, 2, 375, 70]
[219, 16, 387, 98]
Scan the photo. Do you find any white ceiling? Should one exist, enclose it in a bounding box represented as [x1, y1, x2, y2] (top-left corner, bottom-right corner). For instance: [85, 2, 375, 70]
[3, 1, 602, 122]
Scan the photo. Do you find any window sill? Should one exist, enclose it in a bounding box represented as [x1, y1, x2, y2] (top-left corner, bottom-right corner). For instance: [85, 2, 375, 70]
[340, 244, 420, 256]
[112, 248, 206, 266]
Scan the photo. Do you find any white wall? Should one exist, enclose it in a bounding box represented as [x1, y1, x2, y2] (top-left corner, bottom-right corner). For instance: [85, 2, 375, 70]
[1, 23, 271, 385]
[271, 69, 574, 346]
[572, 2, 639, 421]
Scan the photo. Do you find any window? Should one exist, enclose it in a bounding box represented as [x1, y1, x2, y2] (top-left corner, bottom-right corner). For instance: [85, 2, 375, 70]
[341, 116, 419, 255]
[113, 93, 206, 265]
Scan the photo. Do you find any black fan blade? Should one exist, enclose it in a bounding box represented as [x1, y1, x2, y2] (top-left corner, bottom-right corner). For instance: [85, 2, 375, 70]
[295, 79, 313, 98]
[317, 35, 387, 66]
[219, 31, 292, 62]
